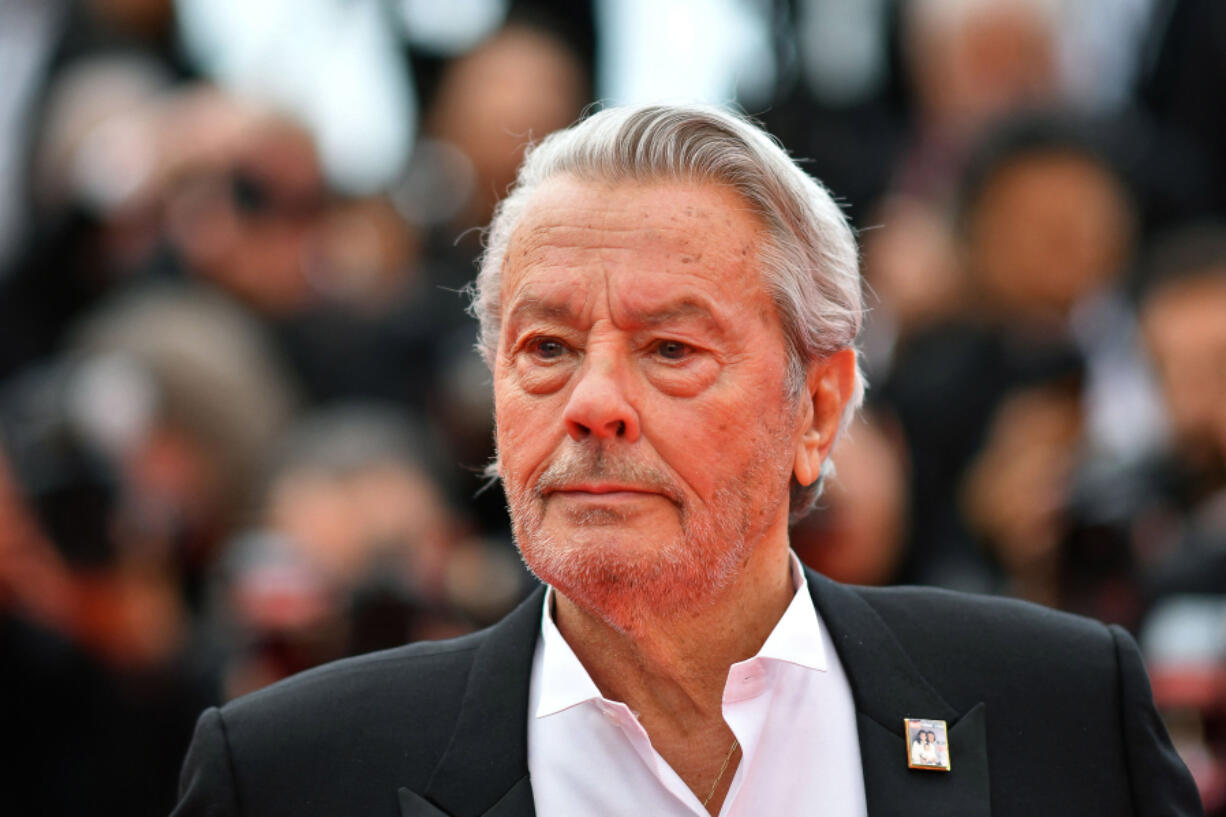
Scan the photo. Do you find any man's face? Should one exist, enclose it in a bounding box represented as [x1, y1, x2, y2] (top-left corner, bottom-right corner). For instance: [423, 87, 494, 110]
[493, 176, 805, 619]
[1143, 275, 1226, 476]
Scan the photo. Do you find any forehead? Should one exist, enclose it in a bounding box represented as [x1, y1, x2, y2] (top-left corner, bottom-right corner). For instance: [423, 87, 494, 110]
[499, 175, 771, 320]
[976, 153, 1123, 217]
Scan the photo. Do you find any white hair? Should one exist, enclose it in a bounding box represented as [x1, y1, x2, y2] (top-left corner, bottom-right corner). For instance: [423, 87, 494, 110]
[469, 104, 865, 518]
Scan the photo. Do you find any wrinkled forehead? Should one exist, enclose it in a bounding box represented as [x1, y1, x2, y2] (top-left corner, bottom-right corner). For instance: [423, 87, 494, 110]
[509, 173, 762, 241]
[498, 174, 771, 308]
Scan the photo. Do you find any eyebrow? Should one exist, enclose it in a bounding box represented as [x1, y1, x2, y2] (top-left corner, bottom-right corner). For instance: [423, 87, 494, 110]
[505, 298, 576, 331]
[632, 299, 722, 331]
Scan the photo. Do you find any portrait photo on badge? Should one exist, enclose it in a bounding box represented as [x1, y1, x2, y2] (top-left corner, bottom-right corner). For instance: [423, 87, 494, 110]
[905, 717, 951, 771]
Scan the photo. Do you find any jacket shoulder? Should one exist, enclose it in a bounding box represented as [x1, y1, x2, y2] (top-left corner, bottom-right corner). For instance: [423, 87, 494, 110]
[225, 628, 486, 722]
[854, 583, 1111, 645]
[835, 585, 1200, 815]
[214, 627, 492, 800]
[852, 584, 1121, 706]
[175, 588, 546, 817]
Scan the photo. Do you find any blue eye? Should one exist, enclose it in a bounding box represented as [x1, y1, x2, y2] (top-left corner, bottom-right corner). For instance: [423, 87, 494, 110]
[530, 338, 567, 359]
[655, 340, 690, 360]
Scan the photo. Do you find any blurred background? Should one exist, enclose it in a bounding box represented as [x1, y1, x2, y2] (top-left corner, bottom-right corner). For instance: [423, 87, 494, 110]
[0, 0, 1224, 814]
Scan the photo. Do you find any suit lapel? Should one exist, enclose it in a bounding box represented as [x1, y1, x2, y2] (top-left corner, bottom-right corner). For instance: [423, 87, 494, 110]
[398, 570, 991, 817]
[401, 586, 545, 817]
[807, 570, 991, 817]
[400, 778, 534, 817]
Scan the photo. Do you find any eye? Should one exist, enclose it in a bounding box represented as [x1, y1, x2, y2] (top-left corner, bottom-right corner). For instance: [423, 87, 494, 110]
[654, 340, 692, 361]
[526, 337, 569, 360]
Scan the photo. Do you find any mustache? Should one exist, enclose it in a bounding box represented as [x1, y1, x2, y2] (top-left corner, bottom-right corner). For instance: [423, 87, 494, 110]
[534, 445, 685, 506]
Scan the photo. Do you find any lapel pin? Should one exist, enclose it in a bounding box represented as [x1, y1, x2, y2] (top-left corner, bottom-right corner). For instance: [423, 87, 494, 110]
[905, 717, 951, 771]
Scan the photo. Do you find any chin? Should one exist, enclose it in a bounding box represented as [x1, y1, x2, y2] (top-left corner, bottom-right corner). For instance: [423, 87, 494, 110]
[511, 503, 750, 629]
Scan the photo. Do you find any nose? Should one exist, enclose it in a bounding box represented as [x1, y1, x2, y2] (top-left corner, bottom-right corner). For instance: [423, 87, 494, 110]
[563, 352, 641, 443]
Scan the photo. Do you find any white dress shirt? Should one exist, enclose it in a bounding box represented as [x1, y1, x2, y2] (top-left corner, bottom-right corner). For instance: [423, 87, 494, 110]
[527, 554, 867, 817]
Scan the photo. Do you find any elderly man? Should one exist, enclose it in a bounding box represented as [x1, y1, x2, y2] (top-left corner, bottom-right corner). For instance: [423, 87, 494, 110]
[172, 106, 1199, 817]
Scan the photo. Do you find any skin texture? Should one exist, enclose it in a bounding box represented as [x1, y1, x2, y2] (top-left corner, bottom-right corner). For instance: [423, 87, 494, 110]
[492, 175, 855, 812]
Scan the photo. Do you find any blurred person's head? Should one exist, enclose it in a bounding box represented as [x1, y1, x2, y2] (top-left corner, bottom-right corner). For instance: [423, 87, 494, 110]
[0, 364, 126, 571]
[259, 406, 457, 593]
[0, 362, 195, 666]
[215, 529, 343, 696]
[257, 405, 522, 616]
[861, 194, 963, 342]
[33, 55, 171, 215]
[956, 116, 1135, 324]
[29, 54, 177, 282]
[69, 283, 298, 558]
[217, 405, 522, 693]
[904, 0, 1061, 139]
[305, 195, 422, 314]
[150, 85, 264, 178]
[961, 356, 1086, 605]
[1140, 226, 1226, 486]
[425, 23, 588, 227]
[158, 92, 328, 315]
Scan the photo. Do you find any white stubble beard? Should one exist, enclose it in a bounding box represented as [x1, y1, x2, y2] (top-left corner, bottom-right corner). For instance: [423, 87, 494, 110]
[501, 408, 797, 633]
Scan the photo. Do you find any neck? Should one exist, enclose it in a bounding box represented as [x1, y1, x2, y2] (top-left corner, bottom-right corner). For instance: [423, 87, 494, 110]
[553, 536, 794, 730]
[550, 528, 795, 815]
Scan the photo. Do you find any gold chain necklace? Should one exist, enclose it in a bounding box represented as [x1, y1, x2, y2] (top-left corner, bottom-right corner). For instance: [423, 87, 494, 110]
[702, 738, 740, 808]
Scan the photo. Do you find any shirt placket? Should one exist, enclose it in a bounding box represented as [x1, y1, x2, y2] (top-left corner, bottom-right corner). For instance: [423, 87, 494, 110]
[596, 698, 717, 816]
[719, 657, 778, 816]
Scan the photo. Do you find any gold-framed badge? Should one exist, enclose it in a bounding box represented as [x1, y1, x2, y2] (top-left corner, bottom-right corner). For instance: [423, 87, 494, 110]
[904, 717, 951, 771]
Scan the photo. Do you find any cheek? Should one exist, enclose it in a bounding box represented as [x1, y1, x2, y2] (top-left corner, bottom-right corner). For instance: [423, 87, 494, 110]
[643, 358, 720, 397]
[494, 389, 557, 473]
[646, 400, 746, 491]
[658, 376, 799, 494]
[515, 358, 574, 394]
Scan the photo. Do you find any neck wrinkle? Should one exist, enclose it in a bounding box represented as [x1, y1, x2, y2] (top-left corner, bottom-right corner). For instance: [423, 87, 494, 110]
[551, 541, 794, 728]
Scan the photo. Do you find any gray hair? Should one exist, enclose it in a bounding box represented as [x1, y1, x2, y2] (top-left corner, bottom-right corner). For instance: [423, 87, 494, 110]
[469, 104, 864, 519]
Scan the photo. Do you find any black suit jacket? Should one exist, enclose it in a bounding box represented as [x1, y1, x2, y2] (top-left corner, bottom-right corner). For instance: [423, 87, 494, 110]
[172, 569, 1201, 816]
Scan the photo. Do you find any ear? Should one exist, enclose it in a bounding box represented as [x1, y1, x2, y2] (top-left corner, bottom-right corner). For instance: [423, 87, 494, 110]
[793, 348, 857, 487]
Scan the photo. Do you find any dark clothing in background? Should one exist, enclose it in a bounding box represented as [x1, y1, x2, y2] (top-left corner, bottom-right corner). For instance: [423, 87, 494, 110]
[881, 321, 1085, 591]
[0, 612, 218, 817]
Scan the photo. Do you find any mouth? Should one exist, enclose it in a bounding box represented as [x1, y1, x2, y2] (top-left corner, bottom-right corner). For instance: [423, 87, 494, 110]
[531, 453, 686, 508]
[545, 483, 659, 498]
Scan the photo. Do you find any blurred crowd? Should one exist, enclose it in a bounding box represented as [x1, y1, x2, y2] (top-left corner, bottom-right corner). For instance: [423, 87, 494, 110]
[0, 0, 1224, 815]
